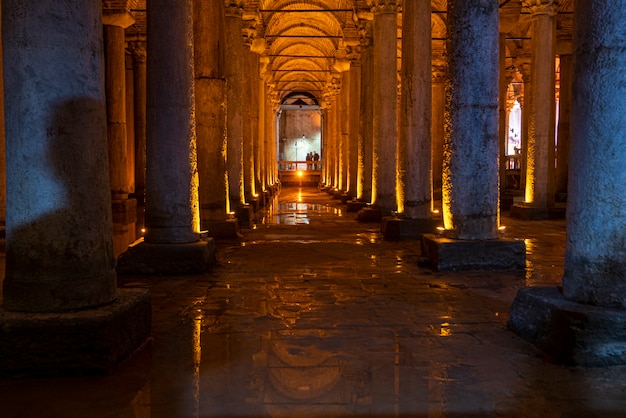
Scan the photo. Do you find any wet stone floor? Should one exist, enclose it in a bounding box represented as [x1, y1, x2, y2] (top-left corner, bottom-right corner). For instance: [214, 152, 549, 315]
[2, 186, 626, 417]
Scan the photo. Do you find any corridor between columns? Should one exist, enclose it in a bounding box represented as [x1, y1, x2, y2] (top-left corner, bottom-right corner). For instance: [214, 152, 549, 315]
[2, 186, 626, 416]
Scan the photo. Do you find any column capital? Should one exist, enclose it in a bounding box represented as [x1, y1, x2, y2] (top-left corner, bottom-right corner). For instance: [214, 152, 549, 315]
[367, 0, 401, 15]
[522, 0, 558, 17]
[225, 1, 245, 18]
[127, 41, 147, 63]
[102, 11, 135, 29]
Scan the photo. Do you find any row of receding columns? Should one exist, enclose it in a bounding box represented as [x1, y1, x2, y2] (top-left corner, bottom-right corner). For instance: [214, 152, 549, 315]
[0, 0, 284, 376]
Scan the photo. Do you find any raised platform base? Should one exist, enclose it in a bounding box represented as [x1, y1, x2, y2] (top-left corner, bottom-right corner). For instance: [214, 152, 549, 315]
[357, 207, 382, 223]
[421, 234, 525, 271]
[346, 200, 367, 213]
[202, 219, 239, 239]
[508, 286, 626, 366]
[0, 288, 151, 377]
[235, 204, 254, 229]
[381, 217, 440, 241]
[116, 238, 216, 275]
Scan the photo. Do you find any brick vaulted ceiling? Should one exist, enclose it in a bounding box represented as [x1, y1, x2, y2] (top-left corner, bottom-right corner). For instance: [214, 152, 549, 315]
[112, 0, 574, 105]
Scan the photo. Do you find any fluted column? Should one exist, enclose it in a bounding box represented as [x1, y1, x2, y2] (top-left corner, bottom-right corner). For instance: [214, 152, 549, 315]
[442, 0, 499, 239]
[224, 1, 246, 207]
[517, 1, 558, 216]
[400, 0, 432, 219]
[368, 0, 399, 211]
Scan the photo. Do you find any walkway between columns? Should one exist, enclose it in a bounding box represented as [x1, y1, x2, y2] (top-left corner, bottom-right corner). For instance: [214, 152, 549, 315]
[1, 187, 625, 416]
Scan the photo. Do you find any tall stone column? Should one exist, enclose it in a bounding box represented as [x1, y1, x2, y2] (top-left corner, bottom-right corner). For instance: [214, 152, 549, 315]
[243, 42, 259, 206]
[340, 68, 350, 192]
[117, 0, 215, 274]
[368, 0, 399, 212]
[347, 51, 361, 199]
[422, 0, 524, 271]
[0, 0, 150, 375]
[356, 19, 374, 205]
[103, 13, 137, 257]
[382, 0, 437, 239]
[431, 67, 446, 212]
[0, 5, 5, 233]
[193, 0, 237, 238]
[224, 1, 246, 208]
[555, 34, 573, 198]
[128, 41, 147, 232]
[512, 1, 558, 219]
[516, 55, 532, 196]
[510, 1, 626, 366]
[400, 0, 432, 219]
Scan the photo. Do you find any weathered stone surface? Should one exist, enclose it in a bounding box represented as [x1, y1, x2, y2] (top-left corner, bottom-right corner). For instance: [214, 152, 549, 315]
[116, 238, 216, 275]
[508, 286, 626, 366]
[356, 207, 382, 222]
[0, 289, 151, 377]
[203, 219, 240, 239]
[422, 234, 526, 271]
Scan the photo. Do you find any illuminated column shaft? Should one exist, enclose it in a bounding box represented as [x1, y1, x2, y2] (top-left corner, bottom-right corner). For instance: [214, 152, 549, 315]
[340, 71, 350, 190]
[144, 0, 198, 244]
[3, 0, 116, 311]
[322, 106, 330, 185]
[524, 1, 557, 208]
[357, 22, 374, 202]
[517, 57, 532, 195]
[348, 60, 361, 198]
[224, 1, 245, 206]
[431, 69, 445, 205]
[370, 1, 398, 211]
[194, 0, 229, 222]
[555, 36, 573, 196]
[563, 0, 626, 308]
[401, 0, 432, 219]
[257, 67, 267, 192]
[129, 42, 147, 208]
[443, 0, 499, 240]
[243, 46, 258, 199]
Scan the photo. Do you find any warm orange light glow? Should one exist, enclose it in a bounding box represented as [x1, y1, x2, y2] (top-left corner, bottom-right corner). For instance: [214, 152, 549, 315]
[297, 170, 304, 178]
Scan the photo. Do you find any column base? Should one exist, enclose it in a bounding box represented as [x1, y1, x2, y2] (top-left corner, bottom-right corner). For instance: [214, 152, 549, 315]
[421, 234, 526, 271]
[381, 217, 440, 241]
[356, 207, 383, 223]
[0, 288, 151, 377]
[346, 199, 367, 213]
[202, 219, 240, 239]
[235, 204, 254, 229]
[508, 286, 626, 366]
[116, 238, 216, 275]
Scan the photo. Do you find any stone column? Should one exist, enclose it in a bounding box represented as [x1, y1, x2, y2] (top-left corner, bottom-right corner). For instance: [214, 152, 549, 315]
[400, 0, 432, 219]
[347, 51, 361, 199]
[431, 67, 446, 212]
[382, 0, 437, 239]
[555, 34, 573, 198]
[243, 42, 259, 207]
[193, 0, 237, 238]
[0, 0, 150, 375]
[0, 5, 5, 233]
[516, 55, 532, 196]
[512, 1, 558, 219]
[340, 68, 350, 193]
[116, 0, 215, 274]
[356, 19, 374, 205]
[224, 1, 246, 208]
[422, 0, 525, 271]
[509, 1, 626, 366]
[128, 41, 147, 232]
[103, 13, 137, 257]
[368, 0, 399, 212]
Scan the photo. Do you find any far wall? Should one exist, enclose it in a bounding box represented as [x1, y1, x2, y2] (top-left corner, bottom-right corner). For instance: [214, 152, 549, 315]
[278, 108, 321, 161]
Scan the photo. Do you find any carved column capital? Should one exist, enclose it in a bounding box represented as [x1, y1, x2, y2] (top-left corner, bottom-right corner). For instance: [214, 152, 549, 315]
[367, 0, 401, 14]
[225, 1, 245, 18]
[523, 0, 558, 17]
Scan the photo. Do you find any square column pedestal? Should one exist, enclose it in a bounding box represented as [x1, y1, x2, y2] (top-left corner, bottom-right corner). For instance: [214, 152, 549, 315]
[508, 286, 626, 366]
[421, 234, 526, 271]
[116, 238, 216, 275]
[382, 217, 440, 241]
[0, 289, 151, 377]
